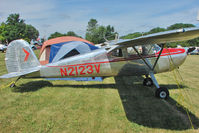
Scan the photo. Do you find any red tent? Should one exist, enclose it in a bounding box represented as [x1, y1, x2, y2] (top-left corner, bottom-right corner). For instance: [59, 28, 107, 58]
[39, 36, 94, 65]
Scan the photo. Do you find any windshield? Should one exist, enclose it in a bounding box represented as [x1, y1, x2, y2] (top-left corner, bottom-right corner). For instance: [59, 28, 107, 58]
[152, 44, 161, 53]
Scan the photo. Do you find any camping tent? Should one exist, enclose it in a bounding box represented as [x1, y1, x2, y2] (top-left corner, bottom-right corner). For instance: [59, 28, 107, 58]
[39, 36, 102, 81]
[39, 36, 97, 65]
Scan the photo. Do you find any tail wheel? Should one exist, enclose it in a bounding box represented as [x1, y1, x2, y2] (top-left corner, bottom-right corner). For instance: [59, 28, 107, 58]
[10, 83, 16, 88]
[155, 87, 169, 99]
[143, 78, 153, 86]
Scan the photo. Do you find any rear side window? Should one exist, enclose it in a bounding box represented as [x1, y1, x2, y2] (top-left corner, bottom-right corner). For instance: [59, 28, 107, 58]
[60, 49, 80, 60]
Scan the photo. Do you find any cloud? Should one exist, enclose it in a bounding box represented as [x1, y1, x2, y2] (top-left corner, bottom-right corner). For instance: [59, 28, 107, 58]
[0, 0, 199, 38]
[0, 0, 55, 24]
[94, 1, 199, 36]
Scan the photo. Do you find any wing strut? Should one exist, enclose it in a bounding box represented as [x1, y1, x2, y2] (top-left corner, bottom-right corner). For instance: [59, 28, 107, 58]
[152, 44, 164, 71]
[132, 46, 153, 70]
[132, 44, 165, 71]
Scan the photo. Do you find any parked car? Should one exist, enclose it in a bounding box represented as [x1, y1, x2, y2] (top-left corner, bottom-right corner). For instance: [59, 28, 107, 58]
[0, 44, 7, 53]
[190, 49, 199, 55]
[30, 45, 37, 50]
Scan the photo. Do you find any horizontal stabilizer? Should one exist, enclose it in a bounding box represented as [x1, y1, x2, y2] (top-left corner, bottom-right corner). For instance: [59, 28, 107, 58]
[0, 67, 40, 78]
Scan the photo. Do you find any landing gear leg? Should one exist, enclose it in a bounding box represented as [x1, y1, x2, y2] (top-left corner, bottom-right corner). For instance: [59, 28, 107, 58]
[149, 72, 169, 99]
[10, 76, 22, 88]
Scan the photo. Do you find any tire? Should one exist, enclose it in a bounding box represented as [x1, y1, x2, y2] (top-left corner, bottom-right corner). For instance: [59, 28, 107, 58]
[143, 78, 153, 86]
[155, 87, 169, 99]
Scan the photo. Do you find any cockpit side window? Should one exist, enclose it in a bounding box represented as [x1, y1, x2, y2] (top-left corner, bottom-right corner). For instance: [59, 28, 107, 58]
[111, 48, 123, 57]
[126, 44, 160, 57]
[108, 44, 161, 60]
[59, 49, 80, 60]
[107, 48, 124, 61]
[126, 46, 143, 57]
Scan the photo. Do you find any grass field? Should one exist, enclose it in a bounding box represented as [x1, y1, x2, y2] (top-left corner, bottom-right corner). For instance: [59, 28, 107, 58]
[0, 50, 199, 133]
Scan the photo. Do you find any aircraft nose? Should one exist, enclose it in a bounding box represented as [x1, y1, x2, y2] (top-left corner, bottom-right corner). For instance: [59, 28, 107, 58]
[186, 47, 195, 54]
[170, 48, 187, 67]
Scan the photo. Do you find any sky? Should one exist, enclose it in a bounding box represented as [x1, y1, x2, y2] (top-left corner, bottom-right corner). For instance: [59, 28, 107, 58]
[0, 0, 199, 38]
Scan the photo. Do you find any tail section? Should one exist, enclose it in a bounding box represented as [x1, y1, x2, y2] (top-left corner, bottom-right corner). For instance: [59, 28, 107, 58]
[0, 39, 40, 78]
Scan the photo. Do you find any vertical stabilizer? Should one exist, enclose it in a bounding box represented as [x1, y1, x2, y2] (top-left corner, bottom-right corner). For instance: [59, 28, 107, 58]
[0, 39, 41, 78]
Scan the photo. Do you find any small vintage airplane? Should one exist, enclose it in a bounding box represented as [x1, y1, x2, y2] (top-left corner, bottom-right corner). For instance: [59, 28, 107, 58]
[1, 27, 199, 99]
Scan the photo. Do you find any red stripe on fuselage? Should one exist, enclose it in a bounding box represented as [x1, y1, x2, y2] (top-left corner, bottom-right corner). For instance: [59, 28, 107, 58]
[47, 61, 110, 67]
[47, 48, 185, 67]
[156, 48, 185, 56]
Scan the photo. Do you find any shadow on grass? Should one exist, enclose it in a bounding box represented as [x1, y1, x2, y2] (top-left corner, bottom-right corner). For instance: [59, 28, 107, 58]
[12, 79, 184, 92]
[114, 76, 199, 130]
[12, 80, 53, 92]
[161, 84, 187, 90]
[12, 78, 199, 130]
[12, 80, 115, 92]
[53, 84, 116, 89]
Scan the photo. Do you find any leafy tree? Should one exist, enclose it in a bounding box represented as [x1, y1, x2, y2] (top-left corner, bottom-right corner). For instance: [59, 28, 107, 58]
[66, 31, 81, 38]
[87, 19, 98, 31]
[85, 19, 98, 43]
[6, 14, 25, 25]
[147, 27, 167, 34]
[4, 22, 26, 43]
[167, 23, 195, 30]
[95, 26, 107, 43]
[0, 13, 39, 43]
[105, 25, 117, 40]
[120, 32, 143, 39]
[0, 22, 7, 43]
[48, 31, 81, 40]
[48, 32, 65, 40]
[187, 37, 199, 47]
[85, 19, 117, 44]
[24, 24, 39, 42]
[5, 14, 26, 42]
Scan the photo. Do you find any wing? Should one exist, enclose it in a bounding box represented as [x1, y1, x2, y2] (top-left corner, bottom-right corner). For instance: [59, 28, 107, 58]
[113, 27, 199, 47]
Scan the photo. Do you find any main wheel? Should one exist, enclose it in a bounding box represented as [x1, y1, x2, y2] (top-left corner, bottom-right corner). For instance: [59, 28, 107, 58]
[143, 78, 153, 86]
[155, 87, 169, 99]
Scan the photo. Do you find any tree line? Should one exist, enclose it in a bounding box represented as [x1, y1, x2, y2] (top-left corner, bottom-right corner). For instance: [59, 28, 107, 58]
[0, 13, 199, 47]
[48, 18, 117, 44]
[48, 31, 81, 40]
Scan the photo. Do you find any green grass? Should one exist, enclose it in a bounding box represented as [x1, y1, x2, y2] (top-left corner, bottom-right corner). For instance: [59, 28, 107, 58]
[0, 50, 199, 133]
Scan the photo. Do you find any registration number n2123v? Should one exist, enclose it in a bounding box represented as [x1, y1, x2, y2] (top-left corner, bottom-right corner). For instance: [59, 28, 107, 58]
[60, 64, 101, 76]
